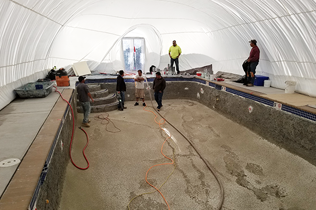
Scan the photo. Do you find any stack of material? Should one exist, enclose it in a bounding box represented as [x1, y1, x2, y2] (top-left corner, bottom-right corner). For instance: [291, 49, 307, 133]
[215, 71, 243, 81]
[181, 64, 213, 75]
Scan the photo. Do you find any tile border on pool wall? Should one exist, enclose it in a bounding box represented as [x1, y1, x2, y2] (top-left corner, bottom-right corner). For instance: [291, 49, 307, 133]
[224, 87, 316, 122]
[83, 77, 207, 84]
[29, 91, 74, 210]
[281, 104, 316, 121]
[226, 87, 275, 107]
[84, 78, 316, 122]
[83, 78, 316, 122]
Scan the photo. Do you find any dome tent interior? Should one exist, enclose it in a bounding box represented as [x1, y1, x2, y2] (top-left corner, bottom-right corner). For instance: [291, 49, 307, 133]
[0, 0, 316, 110]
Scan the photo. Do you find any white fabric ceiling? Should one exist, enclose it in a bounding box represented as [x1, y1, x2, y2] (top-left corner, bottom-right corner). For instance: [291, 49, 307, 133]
[1, 0, 316, 109]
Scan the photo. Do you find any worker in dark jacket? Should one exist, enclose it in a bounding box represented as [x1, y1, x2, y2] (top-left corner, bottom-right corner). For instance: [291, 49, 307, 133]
[116, 70, 126, 111]
[153, 72, 166, 111]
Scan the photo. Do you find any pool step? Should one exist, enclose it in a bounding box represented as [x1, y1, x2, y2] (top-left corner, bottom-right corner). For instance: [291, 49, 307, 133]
[77, 101, 119, 113]
[77, 89, 110, 100]
[77, 93, 116, 106]
[76, 84, 118, 113]
[87, 84, 102, 92]
[91, 89, 109, 98]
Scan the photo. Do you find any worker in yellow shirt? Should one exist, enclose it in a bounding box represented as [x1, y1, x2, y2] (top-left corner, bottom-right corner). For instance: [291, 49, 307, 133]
[169, 40, 182, 74]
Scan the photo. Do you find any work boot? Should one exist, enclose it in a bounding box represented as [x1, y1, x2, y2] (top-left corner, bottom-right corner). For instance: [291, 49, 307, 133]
[82, 123, 90, 127]
[247, 76, 255, 87]
[243, 75, 248, 85]
[134, 102, 139, 106]
[143, 103, 146, 106]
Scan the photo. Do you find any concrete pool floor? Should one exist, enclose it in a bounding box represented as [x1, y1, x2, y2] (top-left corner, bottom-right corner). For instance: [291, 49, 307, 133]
[59, 99, 316, 210]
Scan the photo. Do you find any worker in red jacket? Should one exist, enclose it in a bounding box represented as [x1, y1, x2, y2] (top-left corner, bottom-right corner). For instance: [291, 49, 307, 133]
[246, 39, 260, 86]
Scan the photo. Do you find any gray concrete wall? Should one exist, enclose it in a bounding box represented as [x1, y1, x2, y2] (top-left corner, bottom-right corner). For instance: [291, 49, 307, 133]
[36, 93, 77, 210]
[99, 81, 316, 165]
[188, 83, 316, 165]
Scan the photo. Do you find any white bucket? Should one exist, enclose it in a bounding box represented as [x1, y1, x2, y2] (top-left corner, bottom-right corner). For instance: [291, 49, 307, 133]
[209, 74, 215, 80]
[264, 80, 271, 87]
[285, 81, 296, 93]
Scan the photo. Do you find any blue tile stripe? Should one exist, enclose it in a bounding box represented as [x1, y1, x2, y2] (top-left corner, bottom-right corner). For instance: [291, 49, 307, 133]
[209, 82, 216, 87]
[82, 77, 207, 84]
[226, 87, 275, 107]
[215, 84, 222, 90]
[282, 104, 316, 122]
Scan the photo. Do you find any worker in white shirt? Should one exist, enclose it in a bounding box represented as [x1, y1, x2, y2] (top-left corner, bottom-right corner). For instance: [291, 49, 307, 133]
[134, 70, 146, 106]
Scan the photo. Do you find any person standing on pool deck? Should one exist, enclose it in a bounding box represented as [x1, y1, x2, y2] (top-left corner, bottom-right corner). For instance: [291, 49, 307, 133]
[169, 40, 182, 74]
[153, 72, 166, 111]
[76, 76, 94, 127]
[246, 39, 260, 87]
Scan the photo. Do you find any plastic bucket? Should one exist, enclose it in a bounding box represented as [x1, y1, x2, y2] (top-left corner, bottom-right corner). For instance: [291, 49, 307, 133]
[264, 80, 271, 87]
[285, 81, 296, 93]
[196, 72, 202, 77]
[209, 75, 215, 80]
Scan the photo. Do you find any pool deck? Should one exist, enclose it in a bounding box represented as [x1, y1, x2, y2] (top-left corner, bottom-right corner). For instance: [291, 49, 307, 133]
[0, 86, 73, 209]
[215, 79, 316, 115]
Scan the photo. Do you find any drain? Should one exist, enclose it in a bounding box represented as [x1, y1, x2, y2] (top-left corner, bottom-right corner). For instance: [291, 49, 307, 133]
[0, 158, 21, 167]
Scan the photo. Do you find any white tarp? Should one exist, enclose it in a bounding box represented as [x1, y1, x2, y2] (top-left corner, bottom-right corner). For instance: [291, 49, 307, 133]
[1, 0, 316, 109]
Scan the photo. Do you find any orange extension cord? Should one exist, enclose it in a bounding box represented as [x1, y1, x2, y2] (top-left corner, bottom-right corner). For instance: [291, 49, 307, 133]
[142, 105, 175, 210]
[127, 105, 175, 210]
[129, 76, 224, 210]
[127, 78, 175, 210]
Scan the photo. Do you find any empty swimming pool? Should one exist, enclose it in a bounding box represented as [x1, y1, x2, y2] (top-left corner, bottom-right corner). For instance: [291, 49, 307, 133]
[58, 99, 316, 210]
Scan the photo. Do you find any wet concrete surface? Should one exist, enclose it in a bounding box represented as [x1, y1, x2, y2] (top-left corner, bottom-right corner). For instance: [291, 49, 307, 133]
[59, 100, 316, 210]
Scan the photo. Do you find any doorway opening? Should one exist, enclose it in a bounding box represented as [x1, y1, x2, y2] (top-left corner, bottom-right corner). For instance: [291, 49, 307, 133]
[122, 38, 145, 71]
